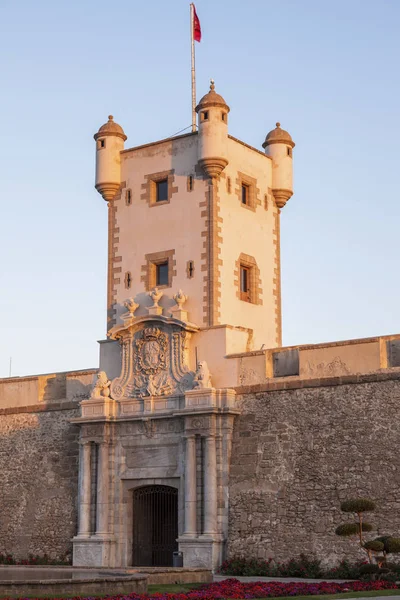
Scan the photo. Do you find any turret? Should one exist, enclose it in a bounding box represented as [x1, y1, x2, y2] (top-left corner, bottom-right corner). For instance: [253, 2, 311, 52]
[263, 123, 295, 208]
[94, 115, 127, 202]
[196, 80, 229, 179]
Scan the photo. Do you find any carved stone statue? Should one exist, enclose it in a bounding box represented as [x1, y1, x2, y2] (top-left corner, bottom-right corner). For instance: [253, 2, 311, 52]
[91, 371, 111, 399]
[124, 297, 139, 315]
[193, 361, 212, 389]
[174, 289, 187, 310]
[149, 287, 163, 308]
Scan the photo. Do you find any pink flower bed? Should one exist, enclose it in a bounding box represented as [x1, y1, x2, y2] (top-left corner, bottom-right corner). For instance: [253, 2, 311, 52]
[3, 577, 399, 600]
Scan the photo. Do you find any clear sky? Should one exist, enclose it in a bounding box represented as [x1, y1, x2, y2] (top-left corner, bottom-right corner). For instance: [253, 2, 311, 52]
[1, 0, 399, 378]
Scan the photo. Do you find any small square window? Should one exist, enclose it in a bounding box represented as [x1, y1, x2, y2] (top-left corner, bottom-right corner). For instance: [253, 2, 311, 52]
[240, 266, 251, 301]
[241, 184, 249, 205]
[97, 138, 106, 149]
[156, 179, 168, 203]
[156, 262, 169, 286]
[201, 110, 209, 122]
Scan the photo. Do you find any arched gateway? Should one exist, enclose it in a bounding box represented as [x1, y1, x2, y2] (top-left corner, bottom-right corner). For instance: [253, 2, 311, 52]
[132, 485, 178, 566]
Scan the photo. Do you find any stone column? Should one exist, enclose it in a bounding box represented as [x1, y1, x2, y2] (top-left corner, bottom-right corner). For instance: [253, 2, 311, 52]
[203, 434, 217, 535]
[183, 435, 197, 536]
[77, 441, 92, 537]
[95, 442, 110, 537]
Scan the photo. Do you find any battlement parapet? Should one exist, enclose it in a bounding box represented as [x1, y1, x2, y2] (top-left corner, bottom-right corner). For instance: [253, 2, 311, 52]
[0, 368, 97, 410]
[228, 333, 400, 387]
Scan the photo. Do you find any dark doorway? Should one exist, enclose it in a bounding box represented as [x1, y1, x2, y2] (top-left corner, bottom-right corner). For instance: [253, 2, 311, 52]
[132, 485, 178, 566]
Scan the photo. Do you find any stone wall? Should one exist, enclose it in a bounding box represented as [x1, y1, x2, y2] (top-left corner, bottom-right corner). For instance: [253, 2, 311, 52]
[0, 369, 96, 560]
[0, 404, 80, 560]
[228, 370, 400, 566]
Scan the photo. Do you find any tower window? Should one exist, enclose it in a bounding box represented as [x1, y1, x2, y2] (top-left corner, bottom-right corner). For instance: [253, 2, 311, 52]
[97, 138, 106, 149]
[241, 184, 250, 205]
[235, 253, 262, 305]
[142, 249, 176, 290]
[187, 175, 194, 192]
[146, 170, 176, 207]
[236, 172, 258, 211]
[156, 262, 169, 286]
[221, 112, 227, 122]
[287, 146, 292, 157]
[156, 179, 168, 202]
[125, 271, 132, 289]
[126, 189, 132, 206]
[240, 266, 251, 301]
[201, 110, 209, 122]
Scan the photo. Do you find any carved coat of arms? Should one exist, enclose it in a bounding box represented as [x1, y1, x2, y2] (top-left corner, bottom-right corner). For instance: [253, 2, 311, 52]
[110, 325, 194, 399]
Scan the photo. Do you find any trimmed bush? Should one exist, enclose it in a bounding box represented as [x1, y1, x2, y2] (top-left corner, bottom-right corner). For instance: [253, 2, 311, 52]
[336, 522, 373, 536]
[341, 498, 376, 513]
[359, 563, 380, 575]
[386, 537, 400, 554]
[364, 540, 385, 552]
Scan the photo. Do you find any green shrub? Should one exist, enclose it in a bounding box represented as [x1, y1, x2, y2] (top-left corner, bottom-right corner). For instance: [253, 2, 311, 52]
[277, 554, 323, 578]
[340, 499, 376, 513]
[359, 563, 380, 575]
[336, 522, 373, 536]
[385, 537, 400, 554]
[220, 555, 376, 579]
[381, 572, 398, 582]
[325, 559, 366, 579]
[364, 540, 384, 552]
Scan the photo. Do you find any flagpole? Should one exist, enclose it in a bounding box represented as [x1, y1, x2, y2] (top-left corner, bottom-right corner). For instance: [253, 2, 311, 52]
[190, 3, 196, 132]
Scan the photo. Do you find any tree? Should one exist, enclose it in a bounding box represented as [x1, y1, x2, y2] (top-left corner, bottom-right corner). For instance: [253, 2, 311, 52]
[335, 498, 400, 570]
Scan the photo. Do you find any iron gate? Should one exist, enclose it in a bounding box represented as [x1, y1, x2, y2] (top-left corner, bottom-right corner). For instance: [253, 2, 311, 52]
[132, 485, 178, 566]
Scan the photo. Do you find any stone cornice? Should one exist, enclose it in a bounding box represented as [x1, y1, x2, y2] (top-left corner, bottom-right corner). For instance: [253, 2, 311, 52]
[70, 401, 241, 425]
[108, 314, 199, 340]
[121, 132, 198, 156]
[235, 368, 400, 395]
[0, 401, 79, 416]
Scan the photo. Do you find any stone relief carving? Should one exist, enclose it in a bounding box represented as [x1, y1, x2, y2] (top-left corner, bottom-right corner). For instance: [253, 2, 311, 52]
[110, 325, 195, 399]
[191, 417, 205, 429]
[193, 361, 212, 389]
[90, 371, 111, 399]
[82, 423, 104, 438]
[73, 543, 102, 567]
[305, 356, 351, 377]
[141, 418, 155, 438]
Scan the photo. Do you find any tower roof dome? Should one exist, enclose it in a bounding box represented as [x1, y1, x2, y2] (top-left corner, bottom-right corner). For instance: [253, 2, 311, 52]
[263, 123, 295, 148]
[195, 80, 230, 113]
[94, 115, 127, 141]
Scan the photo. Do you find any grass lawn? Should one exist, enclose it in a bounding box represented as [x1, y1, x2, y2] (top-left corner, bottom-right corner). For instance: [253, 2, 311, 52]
[147, 584, 400, 599]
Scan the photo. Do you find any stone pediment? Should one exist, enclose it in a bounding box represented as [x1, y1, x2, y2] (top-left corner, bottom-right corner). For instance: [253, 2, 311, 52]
[108, 316, 198, 400]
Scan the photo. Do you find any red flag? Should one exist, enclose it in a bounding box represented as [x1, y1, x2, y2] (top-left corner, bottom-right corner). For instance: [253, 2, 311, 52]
[193, 5, 201, 42]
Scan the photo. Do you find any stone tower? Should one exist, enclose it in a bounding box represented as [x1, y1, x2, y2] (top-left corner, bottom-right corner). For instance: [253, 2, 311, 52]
[72, 83, 295, 570]
[94, 82, 295, 387]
